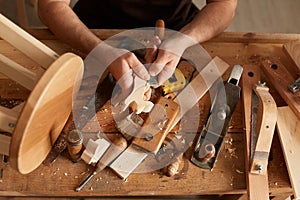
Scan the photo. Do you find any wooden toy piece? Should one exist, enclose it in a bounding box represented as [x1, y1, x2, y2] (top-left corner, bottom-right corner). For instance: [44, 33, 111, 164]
[81, 138, 111, 165]
[0, 14, 84, 174]
[123, 75, 154, 114]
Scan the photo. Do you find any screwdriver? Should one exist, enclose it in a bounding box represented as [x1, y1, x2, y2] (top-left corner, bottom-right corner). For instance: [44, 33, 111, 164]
[75, 134, 127, 192]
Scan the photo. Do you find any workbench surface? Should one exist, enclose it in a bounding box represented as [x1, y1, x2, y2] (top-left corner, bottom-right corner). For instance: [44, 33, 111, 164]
[1, 30, 299, 199]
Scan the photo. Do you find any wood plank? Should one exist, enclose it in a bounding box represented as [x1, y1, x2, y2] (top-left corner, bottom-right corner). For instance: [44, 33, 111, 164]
[277, 106, 300, 200]
[261, 57, 300, 120]
[283, 41, 300, 72]
[250, 84, 277, 175]
[0, 54, 38, 90]
[0, 134, 11, 156]
[241, 64, 270, 200]
[0, 14, 58, 69]
[0, 106, 19, 133]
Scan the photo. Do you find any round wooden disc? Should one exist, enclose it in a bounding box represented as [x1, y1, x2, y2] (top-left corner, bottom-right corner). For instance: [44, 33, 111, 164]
[9, 53, 83, 174]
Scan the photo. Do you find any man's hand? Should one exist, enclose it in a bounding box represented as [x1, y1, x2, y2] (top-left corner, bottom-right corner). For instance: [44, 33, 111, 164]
[145, 33, 195, 86]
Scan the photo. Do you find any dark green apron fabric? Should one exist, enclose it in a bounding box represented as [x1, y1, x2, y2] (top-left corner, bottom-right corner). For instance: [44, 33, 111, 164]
[73, 0, 199, 30]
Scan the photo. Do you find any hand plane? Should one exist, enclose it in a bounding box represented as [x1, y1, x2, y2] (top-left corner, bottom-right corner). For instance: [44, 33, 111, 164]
[191, 65, 243, 169]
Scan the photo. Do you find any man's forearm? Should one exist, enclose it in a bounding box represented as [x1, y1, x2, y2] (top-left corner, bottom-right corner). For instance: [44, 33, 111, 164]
[38, 0, 101, 55]
[180, 0, 237, 43]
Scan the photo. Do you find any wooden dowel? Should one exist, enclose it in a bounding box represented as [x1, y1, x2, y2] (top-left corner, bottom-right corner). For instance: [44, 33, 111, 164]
[0, 106, 20, 133]
[0, 14, 58, 70]
[0, 134, 11, 156]
[0, 54, 38, 90]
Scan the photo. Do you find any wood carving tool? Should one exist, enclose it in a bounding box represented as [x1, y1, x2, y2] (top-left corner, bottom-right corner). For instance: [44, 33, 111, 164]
[75, 134, 127, 192]
[261, 57, 300, 120]
[110, 57, 230, 179]
[190, 65, 243, 169]
[241, 65, 270, 200]
[250, 82, 277, 175]
[0, 14, 83, 174]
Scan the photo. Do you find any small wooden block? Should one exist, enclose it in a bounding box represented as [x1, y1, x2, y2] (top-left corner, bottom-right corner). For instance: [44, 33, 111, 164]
[0, 134, 11, 156]
[81, 138, 111, 165]
[277, 106, 300, 200]
[132, 97, 179, 154]
[261, 57, 300, 120]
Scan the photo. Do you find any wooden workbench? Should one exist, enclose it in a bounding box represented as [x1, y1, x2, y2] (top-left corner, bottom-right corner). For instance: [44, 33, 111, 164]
[1, 30, 299, 199]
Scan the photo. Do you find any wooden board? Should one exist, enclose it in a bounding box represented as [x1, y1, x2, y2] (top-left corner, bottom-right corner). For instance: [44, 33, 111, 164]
[241, 64, 270, 200]
[0, 14, 58, 69]
[9, 53, 83, 174]
[283, 41, 300, 72]
[277, 106, 300, 200]
[261, 57, 300, 120]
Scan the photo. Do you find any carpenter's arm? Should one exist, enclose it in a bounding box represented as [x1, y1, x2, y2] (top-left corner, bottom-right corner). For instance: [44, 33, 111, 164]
[38, 0, 101, 54]
[180, 0, 238, 43]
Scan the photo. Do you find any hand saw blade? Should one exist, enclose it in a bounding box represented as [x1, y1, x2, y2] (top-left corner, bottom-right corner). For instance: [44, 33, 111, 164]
[109, 57, 230, 179]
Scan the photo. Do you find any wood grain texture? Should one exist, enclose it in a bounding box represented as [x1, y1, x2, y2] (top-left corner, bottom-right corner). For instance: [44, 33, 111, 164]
[9, 53, 83, 174]
[0, 134, 11, 156]
[241, 65, 270, 200]
[132, 97, 179, 154]
[250, 84, 277, 175]
[0, 54, 37, 90]
[283, 41, 300, 72]
[0, 31, 293, 198]
[261, 57, 300, 120]
[0, 106, 19, 133]
[277, 106, 300, 200]
[0, 14, 58, 69]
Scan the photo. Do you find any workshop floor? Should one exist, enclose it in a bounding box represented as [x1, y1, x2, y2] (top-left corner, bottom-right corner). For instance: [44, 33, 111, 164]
[0, 0, 300, 33]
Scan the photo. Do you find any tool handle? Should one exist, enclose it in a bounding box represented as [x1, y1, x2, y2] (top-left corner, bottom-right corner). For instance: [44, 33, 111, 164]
[132, 97, 179, 154]
[155, 19, 165, 40]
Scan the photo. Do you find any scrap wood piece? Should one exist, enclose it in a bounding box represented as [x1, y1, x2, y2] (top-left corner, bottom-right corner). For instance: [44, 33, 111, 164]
[261, 57, 300, 120]
[283, 41, 300, 72]
[277, 106, 300, 200]
[241, 64, 269, 200]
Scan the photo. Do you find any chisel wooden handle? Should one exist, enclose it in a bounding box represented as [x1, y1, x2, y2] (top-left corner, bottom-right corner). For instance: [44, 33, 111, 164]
[155, 19, 165, 40]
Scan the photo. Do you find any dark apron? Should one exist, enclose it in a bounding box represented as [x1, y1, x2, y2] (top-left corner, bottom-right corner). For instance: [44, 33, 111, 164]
[73, 0, 199, 30]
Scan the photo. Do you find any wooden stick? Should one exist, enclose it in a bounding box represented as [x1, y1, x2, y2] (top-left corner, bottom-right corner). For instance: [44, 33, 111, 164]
[277, 106, 300, 200]
[0, 54, 38, 90]
[0, 13, 58, 69]
[0, 134, 11, 156]
[0, 106, 20, 133]
[241, 65, 269, 200]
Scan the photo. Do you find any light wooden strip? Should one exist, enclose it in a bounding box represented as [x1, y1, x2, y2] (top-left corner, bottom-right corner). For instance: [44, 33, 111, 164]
[171, 56, 229, 130]
[241, 65, 269, 200]
[0, 13, 58, 69]
[261, 57, 300, 120]
[0, 106, 19, 133]
[250, 85, 277, 175]
[283, 41, 300, 72]
[0, 134, 11, 156]
[277, 106, 300, 200]
[0, 54, 37, 90]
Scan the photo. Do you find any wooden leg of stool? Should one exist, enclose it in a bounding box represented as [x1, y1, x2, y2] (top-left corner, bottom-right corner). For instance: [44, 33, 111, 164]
[0, 106, 20, 133]
[0, 13, 58, 69]
[0, 54, 38, 90]
[0, 134, 11, 156]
